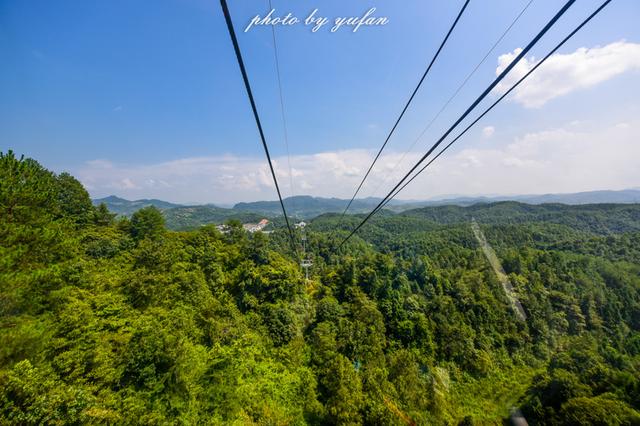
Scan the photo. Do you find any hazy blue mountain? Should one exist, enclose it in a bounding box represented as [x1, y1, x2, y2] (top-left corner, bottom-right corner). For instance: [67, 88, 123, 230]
[234, 190, 640, 217]
[512, 189, 640, 204]
[94, 189, 640, 226]
[233, 195, 407, 218]
[393, 189, 640, 208]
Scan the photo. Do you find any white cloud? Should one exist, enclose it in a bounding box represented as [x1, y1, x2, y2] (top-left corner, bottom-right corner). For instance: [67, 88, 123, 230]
[299, 180, 313, 190]
[120, 178, 138, 189]
[482, 126, 495, 138]
[409, 121, 639, 197]
[76, 120, 640, 204]
[77, 150, 378, 204]
[86, 159, 114, 169]
[495, 41, 640, 108]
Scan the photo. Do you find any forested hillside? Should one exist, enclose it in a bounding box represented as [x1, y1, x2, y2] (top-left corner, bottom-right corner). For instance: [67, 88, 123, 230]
[92, 195, 182, 216]
[161, 206, 266, 231]
[234, 195, 394, 218]
[92, 196, 266, 231]
[400, 202, 640, 233]
[1, 151, 639, 425]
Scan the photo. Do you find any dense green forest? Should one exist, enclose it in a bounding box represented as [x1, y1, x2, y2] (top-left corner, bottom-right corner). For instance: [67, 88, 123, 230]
[1, 151, 639, 425]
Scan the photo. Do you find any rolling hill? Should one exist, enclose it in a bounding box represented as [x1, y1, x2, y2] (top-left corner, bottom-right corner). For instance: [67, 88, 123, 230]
[92, 196, 269, 230]
[161, 206, 266, 231]
[92, 195, 182, 216]
[93, 189, 640, 229]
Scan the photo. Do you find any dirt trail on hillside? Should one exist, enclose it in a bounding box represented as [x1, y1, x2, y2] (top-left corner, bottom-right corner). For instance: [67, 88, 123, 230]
[471, 218, 527, 321]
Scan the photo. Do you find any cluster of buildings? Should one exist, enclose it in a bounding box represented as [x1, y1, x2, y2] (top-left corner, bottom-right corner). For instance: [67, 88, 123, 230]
[215, 219, 312, 234]
[243, 218, 269, 233]
[215, 218, 270, 234]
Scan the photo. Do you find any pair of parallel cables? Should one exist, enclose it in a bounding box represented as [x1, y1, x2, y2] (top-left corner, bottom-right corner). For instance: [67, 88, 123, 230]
[338, 0, 613, 248]
[219, 0, 472, 255]
[220, 0, 614, 253]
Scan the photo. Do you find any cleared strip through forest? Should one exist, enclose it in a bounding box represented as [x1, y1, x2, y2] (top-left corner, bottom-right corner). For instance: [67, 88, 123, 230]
[470, 218, 527, 321]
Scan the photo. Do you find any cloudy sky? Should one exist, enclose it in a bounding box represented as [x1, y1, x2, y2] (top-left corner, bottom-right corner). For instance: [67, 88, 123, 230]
[2, 0, 639, 204]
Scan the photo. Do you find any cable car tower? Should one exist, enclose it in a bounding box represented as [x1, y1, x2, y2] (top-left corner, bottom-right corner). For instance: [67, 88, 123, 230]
[301, 258, 313, 281]
[296, 221, 313, 281]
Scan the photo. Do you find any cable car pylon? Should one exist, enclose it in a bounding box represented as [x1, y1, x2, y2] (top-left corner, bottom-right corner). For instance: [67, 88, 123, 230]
[296, 220, 313, 281]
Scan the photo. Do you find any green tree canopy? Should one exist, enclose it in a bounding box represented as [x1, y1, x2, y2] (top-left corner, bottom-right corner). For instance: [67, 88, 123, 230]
[130, 206, 165, 241]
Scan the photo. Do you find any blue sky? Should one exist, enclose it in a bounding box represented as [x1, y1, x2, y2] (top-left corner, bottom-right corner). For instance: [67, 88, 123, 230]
[1, 0, 639, 203]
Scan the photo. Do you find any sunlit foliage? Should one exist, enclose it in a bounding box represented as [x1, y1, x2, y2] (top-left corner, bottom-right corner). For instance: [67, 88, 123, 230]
[1, 152, 639, 424]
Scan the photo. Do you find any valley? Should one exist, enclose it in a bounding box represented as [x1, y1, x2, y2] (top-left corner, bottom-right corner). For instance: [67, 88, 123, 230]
[2, 153, 639, 424]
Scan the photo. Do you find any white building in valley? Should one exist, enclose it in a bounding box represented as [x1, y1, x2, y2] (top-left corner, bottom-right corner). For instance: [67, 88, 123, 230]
[243, 218, 269, 233]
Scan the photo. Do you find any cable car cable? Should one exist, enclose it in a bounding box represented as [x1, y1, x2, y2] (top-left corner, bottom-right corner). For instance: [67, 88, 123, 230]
[220, 0, 298, 257]
[376, 0, 613, 214]
[338, 0, 577, 248]
[338, 0, 471, 220]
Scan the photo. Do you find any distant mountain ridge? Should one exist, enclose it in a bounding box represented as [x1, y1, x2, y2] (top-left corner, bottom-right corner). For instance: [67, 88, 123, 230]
[399, 201, 640, 234]
[422, 189, 640, 206]
[93, 189, 640, 229]
[233, 195, 406, 217]
[92, 196, 261, 230]
[232, 190, 640, 215]
[93, 195, 182, 216]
